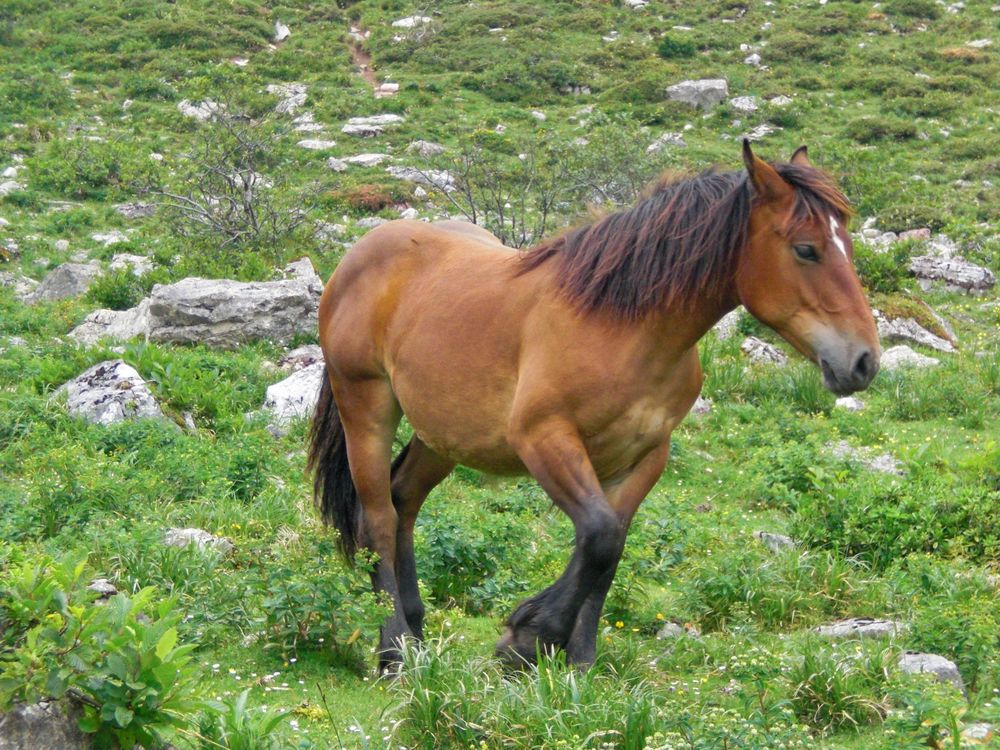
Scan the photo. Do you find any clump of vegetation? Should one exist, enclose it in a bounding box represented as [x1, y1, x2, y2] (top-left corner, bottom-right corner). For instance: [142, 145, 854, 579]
[884, 0, 941, 19]
[657, 34, 696, 59]
[844, 117, 918, 144]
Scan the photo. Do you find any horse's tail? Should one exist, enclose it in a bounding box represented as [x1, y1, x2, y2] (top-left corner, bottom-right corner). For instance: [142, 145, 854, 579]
[308, 368, 360, 561]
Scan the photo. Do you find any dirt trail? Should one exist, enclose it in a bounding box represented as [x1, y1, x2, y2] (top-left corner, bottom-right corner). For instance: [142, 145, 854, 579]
[348, 29, 378, 90]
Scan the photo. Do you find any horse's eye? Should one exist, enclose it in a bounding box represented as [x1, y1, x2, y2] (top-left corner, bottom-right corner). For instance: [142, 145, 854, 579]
[793, 244, 819, 262]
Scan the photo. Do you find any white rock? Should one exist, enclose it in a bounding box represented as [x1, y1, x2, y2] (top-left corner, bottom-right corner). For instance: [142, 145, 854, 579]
[910, 255, 995, 294]
[341, 114, 405, 138]
[690, 396, 713, 415]
[744, 123, 780, 141]
[344, 153, 390, 167]
[875, 310, 956, 353]
[898, 652, 964, 693]
[58, 360, 162, 425]
[744, 53, 762, 66]
[109, 253, 153, 276]
[740, 336, 787, 366]
[407, 140, 446, 158]
[814, 618, 907, 640]
[754, 531, 795, 553]
[356, 217, 387, 230]
[769, 95, 793, 107]
[266, 82, 307, 114]
[0, 271, 39, 300]
[666, 79, 729, 111]
[264, 361, 325, 424]
[398, 207, 419, 220]
[114, 202, 156, 219]
[91, 230, 129, 246]
[729, 95, 759, 114]
[713, 309, 741, 340]
[314, 221, 346, 241]
[25, 262, 101, 303]
[87, 578, 118, 598]
[392, 15, 432, 28]
[962, 724, 995, 743]
[296, 139, 336, 151]
[530, 110, 547, 121]
[623, 0, 648, 8]
[647, 132, 687, 153]
[326, 157, 348, 172]
[880, 345, 940, 371]
[292, 111, 324, 132]
[0, 180, 25, 196]
[386, 166, 456, 191]
[967, 39, 993, 48]
[177, 99, 224, 121]
[834, 396, 865, 412]
[54, 239, 70, 252]
[274, 21, 290, 42]
[164, 528, 234, 553]
[826, 440, 904, 475]
[278, 344, 323, 371]
[68, 299, 151, 346]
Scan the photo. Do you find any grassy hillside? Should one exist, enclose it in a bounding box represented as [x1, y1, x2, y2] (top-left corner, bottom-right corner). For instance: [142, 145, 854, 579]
[1, 1, 999, 748]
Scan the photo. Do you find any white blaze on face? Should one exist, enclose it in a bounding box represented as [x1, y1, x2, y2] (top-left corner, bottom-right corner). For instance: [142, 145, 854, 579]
[828, 215, 848, 260]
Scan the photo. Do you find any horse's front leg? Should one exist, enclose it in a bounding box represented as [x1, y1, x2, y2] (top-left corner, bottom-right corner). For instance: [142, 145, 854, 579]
[496, 418, 627, 667]
[565, 441, 671, 667]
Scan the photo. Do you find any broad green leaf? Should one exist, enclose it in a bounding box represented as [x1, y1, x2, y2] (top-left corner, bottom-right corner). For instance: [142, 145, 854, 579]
[155, 627, 177, 661]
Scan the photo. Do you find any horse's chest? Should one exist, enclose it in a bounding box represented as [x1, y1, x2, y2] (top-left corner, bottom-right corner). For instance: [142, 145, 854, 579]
[585, 399, 676, 474]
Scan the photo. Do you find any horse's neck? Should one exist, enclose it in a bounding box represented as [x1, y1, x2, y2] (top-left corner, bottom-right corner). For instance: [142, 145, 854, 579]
[648, 287, 741, 355]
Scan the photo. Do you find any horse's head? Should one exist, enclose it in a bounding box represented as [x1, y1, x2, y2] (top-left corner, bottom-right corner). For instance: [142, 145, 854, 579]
[736, 141, 879, 395]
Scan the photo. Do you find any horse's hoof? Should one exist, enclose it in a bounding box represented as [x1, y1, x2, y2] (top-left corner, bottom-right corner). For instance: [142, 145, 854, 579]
[494, 627, 538, 671]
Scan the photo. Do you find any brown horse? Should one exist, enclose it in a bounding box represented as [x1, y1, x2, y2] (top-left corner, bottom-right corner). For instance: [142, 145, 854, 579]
[309, 141, 880, 671]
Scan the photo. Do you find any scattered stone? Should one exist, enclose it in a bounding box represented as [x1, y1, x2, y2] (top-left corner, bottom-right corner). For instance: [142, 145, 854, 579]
[279, 344, 323, 371]
[91, 229, 129, 246]
[0, 700, 90, 750]
[744, 53, 762, 66]
[344, 153, 390, 167]
[163, 528, 234, 554]
[666, 79, 729, 111]
[530, 110, 547, 121]
[274, 20, 290, 42]
[109, 253, 153, 276]
[356, 217, 387, 230]
[898, 652, 965, 694]
[326, 157, 348, 172]
[713, 309, 741, 340]
[296, 139, 336, 151]
[740, 336, 787, 366]
[729, 95, 759, 114]
[647, 132, 687, 153]
[624, 0, 649, 8]
[754, 531, 795, 553]
[898, 227, 931, 242]
[744, 124, 780, 141]
[826, 440, 904, 475]
[769, 95, 793, 107]
[386, 165, 456, 191]
[910, 255, 995, 294]
[834, 396, 865, 412]
[264, 361, 325, 425]
[880, 344, 940, 371]
[407, 140, 446, 158]
[0, 271, 39, 300]
[266, 82, 307, 114]
[656, 621, 700, 639]
[68, 299, 151, 346]
[292, 111, 324, 132]
[966, 39, 992, 48]
[87, 578, 117, 599]
[392, 15, 432, 28]
[114, 202, 156, 219]
[874, 310, 956, 353]
[376, 82, 400, 97]
[25, 262, 101, 303]
[58, 360, 162, 425]
[814, 618, 907, 640]
[342, 114, 405, 137]
[0, 180, 25, 196]
[398, 207, 419, 220]
[314, 221, 346, 242]
[177, 99, 224, 121]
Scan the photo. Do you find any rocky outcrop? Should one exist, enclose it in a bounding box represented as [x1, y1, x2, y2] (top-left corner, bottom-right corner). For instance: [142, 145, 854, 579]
[898, 652, 965, 694]
[24, 262, 100, 304]
[909, 255, 995, 294]
[69, 298, 151, 346]
[874, 310, 956, 353]
[58, 360, 162, 425]
[740, 336, 787, 366]
[0, 700, 90, 750]
[263, 361, 325, 424]
[880, 345, 940, 371]
[341, 114, 405, 137]
[814, 618, 907, 640]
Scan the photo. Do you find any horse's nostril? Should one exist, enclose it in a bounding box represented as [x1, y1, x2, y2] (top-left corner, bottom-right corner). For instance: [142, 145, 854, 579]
[853, 350, 873, 380]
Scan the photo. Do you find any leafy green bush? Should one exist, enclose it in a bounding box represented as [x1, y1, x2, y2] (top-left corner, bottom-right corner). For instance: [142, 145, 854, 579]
[85, 268, 149, 311]
[853, 241, 914, 294]
[0, 554, 201, 749]
[657, 35, 696, 59]
[194, 690, 288, 750]
[845, 117, 918, 144]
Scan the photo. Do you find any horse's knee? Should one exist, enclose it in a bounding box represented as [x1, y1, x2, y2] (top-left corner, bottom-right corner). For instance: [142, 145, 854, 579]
[578, 507, 624, 572]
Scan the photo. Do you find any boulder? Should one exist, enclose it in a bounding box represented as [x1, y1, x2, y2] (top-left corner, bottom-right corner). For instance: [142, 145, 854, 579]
[909, 255, 995, 294]
[91, 230, 129, 246]
[296, 139, 336, 151]
[25, 262, 101, 304]
[880, 344, 939, 371]
[814, 618, 907, 640]
[0, 180, 25, 196]
[407, 140, 446, 158]
[666, 79, 729, 111]
[874, 310, 956, 353]
[265, 82, 307, 114]
[87, 578, 117, 599]
[177, 99, 224, 121]
[326, 157, 348, 172]
[834, 396, 865, 412]
[68, 298, 151, 346]
[292, 112, 324, 132]
[740, 336, 787, 366]
[109, 253, 153, 276]
[278, 344, 323, 371]
[729, 95, 759, 113]
[274, 20, 290, 42]
[263, 361, 325, 424]
[713, 309, 741, 340]
[898, 652, 965, 694]
[344, 153, 390, 167]
[342, 114, 405, 137]
[145, 260, 321, 348]
[0, 271, 38, 300]
[0, 700, 90, 750]
[58, 360, 162, 425]
[163, 527, 234, 553]
[386, 166, 456, 191]
[392, 15, 432, 28]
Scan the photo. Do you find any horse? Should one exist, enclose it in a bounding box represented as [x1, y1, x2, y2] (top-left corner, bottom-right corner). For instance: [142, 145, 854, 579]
[308, 141, 880, 672]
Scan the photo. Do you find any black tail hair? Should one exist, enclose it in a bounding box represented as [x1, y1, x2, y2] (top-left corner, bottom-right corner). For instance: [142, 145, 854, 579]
[308, 369, 360, 561]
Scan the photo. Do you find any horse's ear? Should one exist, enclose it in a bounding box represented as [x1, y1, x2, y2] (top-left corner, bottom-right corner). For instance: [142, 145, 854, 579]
[742, 139, 790, 201]
[790, 145, 811, 167]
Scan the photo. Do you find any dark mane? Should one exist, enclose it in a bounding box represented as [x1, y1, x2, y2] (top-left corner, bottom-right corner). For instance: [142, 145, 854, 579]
[518, 163, 852, 320]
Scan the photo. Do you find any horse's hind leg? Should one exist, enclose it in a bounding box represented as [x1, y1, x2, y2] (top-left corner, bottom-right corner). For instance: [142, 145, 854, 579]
[390, 437, 455, 638]
[333, 378, 410, 671]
